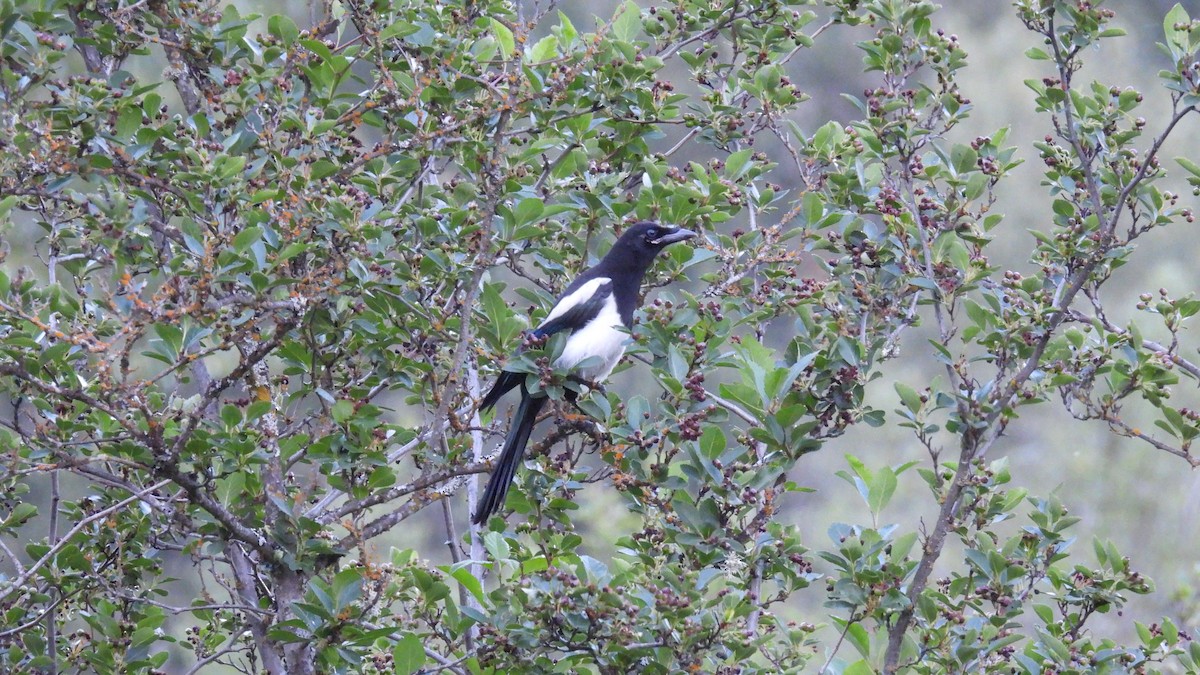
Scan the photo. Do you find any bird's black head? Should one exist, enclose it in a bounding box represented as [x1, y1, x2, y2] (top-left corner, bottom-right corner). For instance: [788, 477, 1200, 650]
[606, 221, 698, 270]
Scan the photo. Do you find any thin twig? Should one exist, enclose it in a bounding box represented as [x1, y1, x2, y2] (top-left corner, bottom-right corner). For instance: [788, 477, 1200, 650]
[184, 637, 250, 675]
[46, 455, 60, 674]
[819, 617, 860, 674]
[0, 588, 82, 639]
[465, 360, 486, 644]
[1, 480, 171, 603]
[746, 558, 764, 636]
[705, 389, 758, 426]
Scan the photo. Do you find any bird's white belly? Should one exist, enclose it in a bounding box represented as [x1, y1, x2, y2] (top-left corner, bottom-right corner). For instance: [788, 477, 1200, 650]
[553, 299, 627, 382]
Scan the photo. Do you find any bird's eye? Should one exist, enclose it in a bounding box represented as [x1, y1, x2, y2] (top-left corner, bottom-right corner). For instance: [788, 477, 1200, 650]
[646, 228, 658, 240]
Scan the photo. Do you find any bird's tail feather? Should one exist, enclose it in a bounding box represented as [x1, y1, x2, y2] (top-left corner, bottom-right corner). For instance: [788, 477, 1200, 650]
[472, 391, 546, 524]
[479, 370, 523, 411]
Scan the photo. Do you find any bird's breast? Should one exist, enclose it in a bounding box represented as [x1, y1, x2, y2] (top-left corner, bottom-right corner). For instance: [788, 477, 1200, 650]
[554, 297, 627, 382]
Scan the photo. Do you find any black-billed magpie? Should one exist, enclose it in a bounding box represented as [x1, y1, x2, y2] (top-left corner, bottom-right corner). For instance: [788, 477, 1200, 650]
[472, 221, 698, 524]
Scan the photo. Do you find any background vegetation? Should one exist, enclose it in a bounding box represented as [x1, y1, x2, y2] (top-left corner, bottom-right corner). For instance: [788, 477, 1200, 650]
[2, 0, 1200, 672]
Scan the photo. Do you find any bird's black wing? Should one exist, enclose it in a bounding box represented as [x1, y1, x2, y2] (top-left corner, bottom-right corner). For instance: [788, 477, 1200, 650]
[479, 278, 614, 410]
[532, 278, 613, 338]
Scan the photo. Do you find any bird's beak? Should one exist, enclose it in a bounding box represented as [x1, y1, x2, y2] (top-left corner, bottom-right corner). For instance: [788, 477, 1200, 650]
[651, 227, 698, 245]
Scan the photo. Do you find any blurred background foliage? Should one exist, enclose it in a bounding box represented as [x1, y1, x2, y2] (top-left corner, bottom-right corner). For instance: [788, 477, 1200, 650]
[779, 0, 1200, 642]
[3, 0, 1200, 671]
[786, 0, 1200, 642]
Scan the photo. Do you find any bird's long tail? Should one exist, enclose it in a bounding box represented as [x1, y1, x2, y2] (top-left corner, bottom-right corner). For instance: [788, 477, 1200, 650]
[479, 370, 523, 411]
[472, 390, 546, 524]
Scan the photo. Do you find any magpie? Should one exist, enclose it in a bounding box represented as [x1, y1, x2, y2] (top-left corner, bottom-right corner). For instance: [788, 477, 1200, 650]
[472, 221, 698, 524]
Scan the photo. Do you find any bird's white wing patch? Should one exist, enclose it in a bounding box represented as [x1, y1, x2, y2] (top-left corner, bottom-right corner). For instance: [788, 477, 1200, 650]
[539, 277, 611, 330]
[554, 292, 627, 382]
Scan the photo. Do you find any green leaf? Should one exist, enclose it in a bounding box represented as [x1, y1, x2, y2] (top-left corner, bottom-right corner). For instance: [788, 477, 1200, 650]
[1177, 156, 1200, 178]
[802, 191, 824, 224]
[116, 105, 142, 139]
[0, 195, 17, 220]
[220, 405, 242, 427]
[725, 148, 754, 179]
[894, 382, 923, 413]
[379, 21, 419, 41]
[699, 425, 725, 459]
[215, 155, 247, 181]
[332, 400, 355, 423]
[1038, 629, 1071, 662]
[153, 322, 183, 358]
[890, 532, 918, 561]
[276, 242, 308, 264]
[393, 633, 425, 675]
[843, 659, 875, 675]
[310, 159, 337, 180]
[490, 18, 514, 56]
[232, 225, 262, 252]
[529, 35, 558, 61]
[868, 467, 898, 516]
[268, 14, 300, 46]
[332, 568, 364, 610]
[446, 562, 486, 603]
[1163, 4, 1191, 60]
[3, 503, 38, 528]
[812, 121, 843, 153]
[483, 531, 510, 560]
[1163, 617, 1179, 645]
[367, 466, 396, 489]
[216, 472, 246, 506]
[844, 454, 872, 485]
[513, 197, 544, 226]
[556, 10, 577, 44]
[612, 0, 643, 41]
[578, 555, 609, 583]
[522, 556, 549, 574]
[846, 622, 870, 658]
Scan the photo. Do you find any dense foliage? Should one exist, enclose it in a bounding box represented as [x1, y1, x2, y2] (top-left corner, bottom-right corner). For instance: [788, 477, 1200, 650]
[2, 0, 1200, 672]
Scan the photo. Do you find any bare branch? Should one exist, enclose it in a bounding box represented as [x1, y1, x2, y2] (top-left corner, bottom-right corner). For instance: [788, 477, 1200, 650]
[227, 544, 285, 675]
